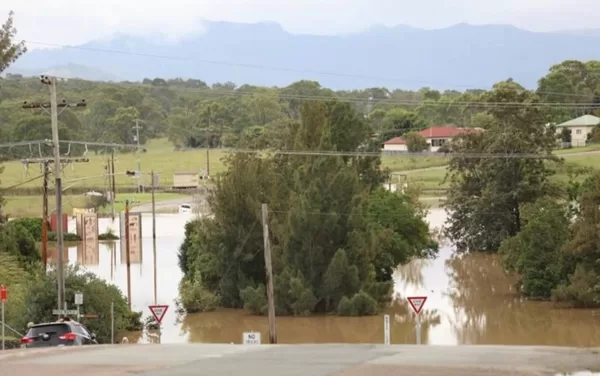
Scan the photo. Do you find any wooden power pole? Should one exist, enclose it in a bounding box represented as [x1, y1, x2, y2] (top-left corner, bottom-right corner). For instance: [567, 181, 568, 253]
[125, 199, 132, 310]
[261, 203, 277, 344]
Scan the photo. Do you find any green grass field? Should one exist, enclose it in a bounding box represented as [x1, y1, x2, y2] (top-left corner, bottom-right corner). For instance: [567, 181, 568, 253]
[1, 138, 599, 205]
[3, 192, 187, 218]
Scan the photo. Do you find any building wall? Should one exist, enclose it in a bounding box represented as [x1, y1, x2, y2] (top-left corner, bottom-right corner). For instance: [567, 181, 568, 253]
[556, 126, 594, 147]
[383, 144, 408, 152]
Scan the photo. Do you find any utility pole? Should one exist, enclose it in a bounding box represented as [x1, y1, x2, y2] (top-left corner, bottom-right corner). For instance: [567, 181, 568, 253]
[125, 199, 132, 310]
[206, 107, 211, 177]
[151, 171, 157, 305]
[133, 119, 144, 193]
[22, 75, 86, 311]
[22, 157, 89, 272]
[42, 161, 49, 270]
[261, 203, 277, 344]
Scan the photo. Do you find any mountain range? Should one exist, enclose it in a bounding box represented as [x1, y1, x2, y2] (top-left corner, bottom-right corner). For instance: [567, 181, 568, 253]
[7, 22, 600, 90]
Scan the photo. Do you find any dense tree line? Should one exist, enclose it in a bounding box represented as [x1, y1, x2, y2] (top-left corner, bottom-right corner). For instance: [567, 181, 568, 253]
[444, 79, 600, 307]
[178, 101, 438, 316]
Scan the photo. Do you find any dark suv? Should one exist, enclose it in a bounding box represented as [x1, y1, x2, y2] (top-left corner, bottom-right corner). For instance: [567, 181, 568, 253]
[21, 319, 98, 348]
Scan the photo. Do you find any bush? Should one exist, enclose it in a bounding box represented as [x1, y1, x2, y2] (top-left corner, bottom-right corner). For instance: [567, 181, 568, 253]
[99, 228, 119, 240]
[337, 291, 378, 316]
[179, 279, 219, 313]
[48, 232, 81, 242]
[8, 217, 43, 240]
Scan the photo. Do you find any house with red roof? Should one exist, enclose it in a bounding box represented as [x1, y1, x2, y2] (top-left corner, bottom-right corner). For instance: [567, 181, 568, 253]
[382, 125, 481, 152]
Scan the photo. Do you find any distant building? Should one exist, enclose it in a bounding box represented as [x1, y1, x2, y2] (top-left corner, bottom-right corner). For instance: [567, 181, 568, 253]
[382, 125, 481, 152]
[555, 114, 600, 147]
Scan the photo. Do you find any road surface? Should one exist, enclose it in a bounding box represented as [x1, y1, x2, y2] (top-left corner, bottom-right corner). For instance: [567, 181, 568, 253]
[131, 197, 203, 213]
[2, 344, 599, 375]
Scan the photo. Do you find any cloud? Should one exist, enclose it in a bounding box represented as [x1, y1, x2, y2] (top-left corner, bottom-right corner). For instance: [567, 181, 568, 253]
[2, 0, 599, 48]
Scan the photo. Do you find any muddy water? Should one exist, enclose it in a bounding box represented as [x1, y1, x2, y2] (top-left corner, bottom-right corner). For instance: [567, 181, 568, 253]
[52, 210, 600, 346]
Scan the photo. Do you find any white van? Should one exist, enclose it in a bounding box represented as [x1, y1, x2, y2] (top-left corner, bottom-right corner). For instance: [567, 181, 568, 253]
[178, 204, 192, 214]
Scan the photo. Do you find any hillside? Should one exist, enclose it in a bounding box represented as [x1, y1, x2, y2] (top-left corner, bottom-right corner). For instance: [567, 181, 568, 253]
[8, 22, 600, 90]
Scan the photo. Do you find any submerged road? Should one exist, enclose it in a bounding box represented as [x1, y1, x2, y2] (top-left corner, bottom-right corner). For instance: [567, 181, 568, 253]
[2, 344, 599, 376]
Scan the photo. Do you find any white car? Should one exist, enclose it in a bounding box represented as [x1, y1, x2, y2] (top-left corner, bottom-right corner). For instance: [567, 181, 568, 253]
[178, 204, 192, 214]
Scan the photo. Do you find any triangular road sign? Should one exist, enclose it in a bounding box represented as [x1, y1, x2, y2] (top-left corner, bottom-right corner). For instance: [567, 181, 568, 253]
[149, 305, 169, 324]
[407, 296, 427, 315]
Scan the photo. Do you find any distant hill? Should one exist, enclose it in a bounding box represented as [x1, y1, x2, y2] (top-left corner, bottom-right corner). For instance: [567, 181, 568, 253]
[9, 22, 600, 90]
[6, 63, 121, 82]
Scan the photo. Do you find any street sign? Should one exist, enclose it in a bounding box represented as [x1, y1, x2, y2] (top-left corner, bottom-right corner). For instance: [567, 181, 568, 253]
[243, 332, 261, 345]
[52, 309, 78, 315]
[0, 285, 6, 302]
[383, 314, 390, 345]
[75, 292, 83, 306]
[149, 305, 169, 324]
[84, 313, 102, 319]
[407, 296, 427, 315]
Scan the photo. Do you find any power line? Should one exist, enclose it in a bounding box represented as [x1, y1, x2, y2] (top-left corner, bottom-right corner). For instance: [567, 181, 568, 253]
[17, 40, 600, 99]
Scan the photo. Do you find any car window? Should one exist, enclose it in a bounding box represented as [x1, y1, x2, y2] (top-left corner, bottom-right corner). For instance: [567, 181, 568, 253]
[181, 204, 191, 209]
[27, 323, 70, 337]
[72, 324, 90, 337]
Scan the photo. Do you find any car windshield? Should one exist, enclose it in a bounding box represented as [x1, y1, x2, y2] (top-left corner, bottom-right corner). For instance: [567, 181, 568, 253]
[27, 323, 70, 337]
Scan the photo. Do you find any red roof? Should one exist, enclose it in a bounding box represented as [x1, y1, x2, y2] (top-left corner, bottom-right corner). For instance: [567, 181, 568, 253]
[383, 125, 480, 145]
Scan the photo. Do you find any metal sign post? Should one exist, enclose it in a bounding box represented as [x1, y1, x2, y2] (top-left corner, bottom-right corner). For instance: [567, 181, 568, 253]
[383, 314, 390, 345]
[75, 292, 83, 321]
[407, 296, 427, 345]
[1, 285, 6, 350]
[149, 305, 169, 345]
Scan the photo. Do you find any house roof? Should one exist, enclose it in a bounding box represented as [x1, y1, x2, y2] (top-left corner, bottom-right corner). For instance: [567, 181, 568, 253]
[556, 115, 600, 127]
[383, 125, 480, 145]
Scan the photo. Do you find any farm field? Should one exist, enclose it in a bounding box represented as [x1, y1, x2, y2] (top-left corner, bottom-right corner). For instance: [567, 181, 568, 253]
[1, 138, 599, 194]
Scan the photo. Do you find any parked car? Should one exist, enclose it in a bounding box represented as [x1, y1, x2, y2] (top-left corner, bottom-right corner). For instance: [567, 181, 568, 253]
[20, 318, 98, 348]
[178, 203, 192, 214]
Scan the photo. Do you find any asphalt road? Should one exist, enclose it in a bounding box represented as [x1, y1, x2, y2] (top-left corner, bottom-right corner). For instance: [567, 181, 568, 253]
[2, 344, 599, 376]
[130, 197, 201, 213]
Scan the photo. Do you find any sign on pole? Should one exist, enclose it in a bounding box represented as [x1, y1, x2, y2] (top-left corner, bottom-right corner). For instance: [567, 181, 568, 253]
[1, 285, 5, 351]
[149, 305, 169, 324]
[243, 332, 261, 345]
[75, 292, 83, 306]
[52, 309, 78, 315]
[407, 296, 427, 315]
[383, 314, 390, 345]
[0, 285, 6, 302]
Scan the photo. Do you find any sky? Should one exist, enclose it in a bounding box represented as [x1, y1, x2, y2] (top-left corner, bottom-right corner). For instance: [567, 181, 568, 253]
[2, 0, 599, 48]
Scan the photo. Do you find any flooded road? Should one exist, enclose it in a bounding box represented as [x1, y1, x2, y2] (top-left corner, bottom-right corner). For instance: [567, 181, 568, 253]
[52, 210, 600, 347]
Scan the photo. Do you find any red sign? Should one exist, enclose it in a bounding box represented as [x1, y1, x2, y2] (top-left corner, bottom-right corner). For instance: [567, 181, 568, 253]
[0, 285, 7, 302]
[407, 296, 427, 314]
[149, 305, 169, 324]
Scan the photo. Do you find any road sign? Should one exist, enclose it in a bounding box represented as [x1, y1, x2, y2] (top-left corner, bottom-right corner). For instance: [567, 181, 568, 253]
[243, 332, 261, 345]
[407, 296, 427, 315]
[75, 292, 83, 306]
[0, 285, 6, 302]
[149, 305, 169, 324]
[52, 309, 78, 315]
[383, 315, 390, 345]
[84, 313, 102, 319]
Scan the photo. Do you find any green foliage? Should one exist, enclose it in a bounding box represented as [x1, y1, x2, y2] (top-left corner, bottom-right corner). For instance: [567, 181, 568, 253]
[444, 80, 560, 252]
[404, 131, 428, 152]
[48, 232, 81, 242]
[98, 228, 119, 240]
[499, 198, 573, 298]
[0, 220, 39, 265]
[0, 11, 27, 74]
[8, 217, 42, 240]
[178, 101, 436, 316]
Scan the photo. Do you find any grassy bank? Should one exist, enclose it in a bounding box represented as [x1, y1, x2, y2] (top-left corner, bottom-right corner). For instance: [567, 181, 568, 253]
[4, 192, 188, 218]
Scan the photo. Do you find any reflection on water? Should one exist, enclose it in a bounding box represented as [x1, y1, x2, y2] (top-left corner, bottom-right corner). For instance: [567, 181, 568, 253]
[62, 210, 600, 346]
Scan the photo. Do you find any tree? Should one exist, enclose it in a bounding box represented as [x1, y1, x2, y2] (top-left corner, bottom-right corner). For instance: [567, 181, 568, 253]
[444, 80, 560, 252]
[0, 11, 27, 74]
[553, 171, 600, 306]
[178, 101, 436, 316]
[499, 198, 572, 298]
[381, 109, 426, 140]
[560, 127, 572, 145]
[404, 131, 428, 152]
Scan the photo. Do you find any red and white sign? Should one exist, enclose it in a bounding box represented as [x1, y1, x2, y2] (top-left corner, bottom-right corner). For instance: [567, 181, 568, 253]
[407, 296, 427, 314]
[149, 305, 169, 324]
[0, 285, 7, 302]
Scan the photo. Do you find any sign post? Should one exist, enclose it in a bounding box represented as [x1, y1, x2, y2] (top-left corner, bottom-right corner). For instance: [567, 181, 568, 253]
[407, 296, 427, 345]
[383, 314, 390, 345]
[1, 285, 7, 350]
[149, 305, 169, 344]
[74, 292, 83, 321]
[243, 332, 261, 345]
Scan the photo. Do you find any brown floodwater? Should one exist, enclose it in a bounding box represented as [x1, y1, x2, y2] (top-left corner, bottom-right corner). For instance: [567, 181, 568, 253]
[50, 210, 600, 346]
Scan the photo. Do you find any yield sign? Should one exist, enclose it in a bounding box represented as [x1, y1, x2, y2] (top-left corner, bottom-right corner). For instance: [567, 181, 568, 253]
[407, 296, 427, 315]
[149, 305, 169, 324]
